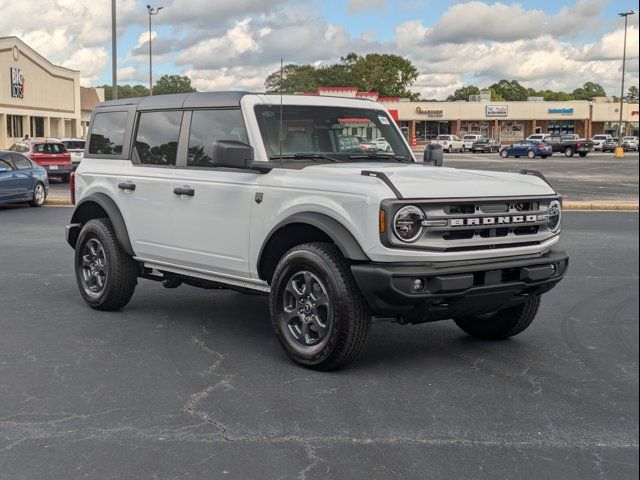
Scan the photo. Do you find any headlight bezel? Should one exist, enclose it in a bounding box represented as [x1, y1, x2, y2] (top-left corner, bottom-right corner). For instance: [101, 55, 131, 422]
[547, 200, 562, 233]
[392, 205, 426, 243]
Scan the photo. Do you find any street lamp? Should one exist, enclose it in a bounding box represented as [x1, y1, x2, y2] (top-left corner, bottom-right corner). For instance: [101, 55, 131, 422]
[146, 5, 163, 96]
[111, 0, 117, 99]
[616, 10, 635, 155]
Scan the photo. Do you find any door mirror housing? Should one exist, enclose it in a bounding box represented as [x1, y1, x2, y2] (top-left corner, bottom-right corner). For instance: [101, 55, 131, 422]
[423, 143, 444, 167]
[212, 140, 254, 169]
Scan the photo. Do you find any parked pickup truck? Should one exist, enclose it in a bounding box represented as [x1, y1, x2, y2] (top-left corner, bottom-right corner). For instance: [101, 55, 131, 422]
[543, 134, 593, 157]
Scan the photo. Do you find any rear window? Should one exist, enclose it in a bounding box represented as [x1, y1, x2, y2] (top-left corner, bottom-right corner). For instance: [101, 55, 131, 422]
[33, 143, 67, 153]
[89, 111, 128, 155]
[63, 141, 85, 150]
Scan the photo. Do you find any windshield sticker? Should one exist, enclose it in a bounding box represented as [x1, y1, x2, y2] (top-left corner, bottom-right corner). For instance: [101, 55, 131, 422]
[378, 115, 390, 125]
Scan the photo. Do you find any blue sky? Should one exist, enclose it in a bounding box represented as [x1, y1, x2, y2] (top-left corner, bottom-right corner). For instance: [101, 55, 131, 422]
[3, 0, 639, 99]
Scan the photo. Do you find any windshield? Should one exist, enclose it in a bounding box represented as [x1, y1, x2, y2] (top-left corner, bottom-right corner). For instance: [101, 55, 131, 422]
[254, 105, 411, 161]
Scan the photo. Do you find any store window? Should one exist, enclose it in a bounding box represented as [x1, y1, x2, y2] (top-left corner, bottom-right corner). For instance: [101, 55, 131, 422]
[460, 121, 491, 138]
[547, 121, 575, 135]
[30, 117, 45, 138]
[6, 115, 23, 138]
[499, 121, 524, 143]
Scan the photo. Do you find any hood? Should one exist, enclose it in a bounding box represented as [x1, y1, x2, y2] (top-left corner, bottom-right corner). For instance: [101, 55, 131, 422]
[301, 163, 556, 199]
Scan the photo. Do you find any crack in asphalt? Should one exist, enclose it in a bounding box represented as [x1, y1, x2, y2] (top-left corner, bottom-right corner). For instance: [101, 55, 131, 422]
[184, 326, 234, 441]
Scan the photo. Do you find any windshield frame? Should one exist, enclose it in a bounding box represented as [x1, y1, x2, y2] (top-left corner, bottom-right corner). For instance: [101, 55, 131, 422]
[251, 100, 415, 164]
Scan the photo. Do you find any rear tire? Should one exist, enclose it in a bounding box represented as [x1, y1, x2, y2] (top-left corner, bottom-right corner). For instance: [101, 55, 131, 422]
[564, 147, 574, 157]
[269, 243, 371, 370]
[60, 174, 70, 184]
[29, 182, 46, 207]
[527, 150, 535, 159]
[454, 295, 541, 340]
[74, 218, 138, 311]
[579, 152, 587, 157]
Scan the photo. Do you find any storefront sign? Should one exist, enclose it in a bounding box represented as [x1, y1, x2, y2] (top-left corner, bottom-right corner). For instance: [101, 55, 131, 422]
[548, 107, 574, 115]
[415, 107, 443, 117]
[10, 68, 24, 98]
[486, 105, 508, 117]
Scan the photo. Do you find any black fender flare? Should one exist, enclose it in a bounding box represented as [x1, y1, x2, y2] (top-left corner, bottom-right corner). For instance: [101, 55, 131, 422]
[258, 212, 369, 276]
[68, 193, 135, 256]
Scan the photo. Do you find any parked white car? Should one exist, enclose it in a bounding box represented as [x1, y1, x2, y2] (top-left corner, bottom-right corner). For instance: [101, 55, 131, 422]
[433, 134, 464, 153]
[66, 92, 568, 370]
[527, 134, 550, 142]
[373, 137, 392, 152]
[461, 134, 484, 151]
[622, 136, 639, 151]
[60, 138, 86, 169]
[591, 134, 612, 151]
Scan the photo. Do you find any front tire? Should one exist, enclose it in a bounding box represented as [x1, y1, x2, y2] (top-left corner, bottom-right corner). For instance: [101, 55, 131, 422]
[29, 183, 46, 207]
[454, 295, 540, 340]
[74, 218, 138, 311]
[269, 243, 371, 370]
[500, 149, 508, 158]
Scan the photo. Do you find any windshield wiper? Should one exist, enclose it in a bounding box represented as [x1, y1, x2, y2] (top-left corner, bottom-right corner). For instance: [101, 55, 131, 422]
[269, 153, 342, 163]
[348, 153, 411, 163]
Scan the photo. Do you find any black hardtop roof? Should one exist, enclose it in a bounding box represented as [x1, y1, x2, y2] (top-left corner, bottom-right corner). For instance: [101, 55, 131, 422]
[97, 91, 253, 110]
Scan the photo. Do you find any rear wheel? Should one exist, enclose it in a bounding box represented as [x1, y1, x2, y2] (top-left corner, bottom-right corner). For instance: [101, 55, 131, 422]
[60, 174, 70, 184]
[269, 243, 371, 370]
[454, 295, 541, 340]
[578, 152, 587, 157]
[29, 183, 46, 207]
[564, 147, 574, 157]
[74, 218, 138, 311]
[527, 150, 536, 159]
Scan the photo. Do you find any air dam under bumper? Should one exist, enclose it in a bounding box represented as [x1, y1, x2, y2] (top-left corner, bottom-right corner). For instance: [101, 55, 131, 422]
[351, 250, 568, 324]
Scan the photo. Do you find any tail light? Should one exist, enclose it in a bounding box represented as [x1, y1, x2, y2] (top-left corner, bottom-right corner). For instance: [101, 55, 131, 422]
[538, 145, 545, 150]
[70, 172, 76, 205]
[443, 141, 448, 145]
[576, 142, 581, 148]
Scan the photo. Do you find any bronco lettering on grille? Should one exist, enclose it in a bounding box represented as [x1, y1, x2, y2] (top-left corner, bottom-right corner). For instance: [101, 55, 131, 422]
[450, 215, 539, 227]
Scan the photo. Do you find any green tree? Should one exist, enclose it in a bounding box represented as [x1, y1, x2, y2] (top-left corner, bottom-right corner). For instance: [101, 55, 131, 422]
[99, 84, 149, 101]
[572, 82, 606, 100]
[488, 79, 528, 101]
[265, 64, 318, 93]
[446, 85, 480, 101]
[152, 75, 196, 96]
[626, 86, 639, 102]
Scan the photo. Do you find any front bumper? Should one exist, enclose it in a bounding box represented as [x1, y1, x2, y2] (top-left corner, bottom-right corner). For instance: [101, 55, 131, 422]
[351, 250, 569, 323]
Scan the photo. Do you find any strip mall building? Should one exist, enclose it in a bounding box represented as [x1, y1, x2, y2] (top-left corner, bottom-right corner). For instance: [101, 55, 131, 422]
[0, 37, 103, 149]
[308, 87, 640, 144]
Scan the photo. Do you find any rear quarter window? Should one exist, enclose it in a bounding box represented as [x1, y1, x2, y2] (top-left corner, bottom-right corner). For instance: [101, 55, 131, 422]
[89, 111, 129, 155]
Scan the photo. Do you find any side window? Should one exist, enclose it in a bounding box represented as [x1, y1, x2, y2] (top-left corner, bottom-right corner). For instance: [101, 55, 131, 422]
[135, 111, 183, 166]
[187, 109, 247, 168]
[34, 144, 45, 153]
[11, 155, 31, 169]
[0, 158, 14, 171]
[89, 111, 128, 155]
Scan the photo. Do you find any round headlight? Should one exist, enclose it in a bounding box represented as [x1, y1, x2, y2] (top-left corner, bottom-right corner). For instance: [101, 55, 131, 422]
[393, 206, 425, 242]
[547, 200, 561, 232]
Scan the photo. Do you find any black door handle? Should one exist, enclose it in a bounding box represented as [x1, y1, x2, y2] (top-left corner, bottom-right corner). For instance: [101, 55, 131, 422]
[173, 187, 195, 196]
[118, 182, 136, 191]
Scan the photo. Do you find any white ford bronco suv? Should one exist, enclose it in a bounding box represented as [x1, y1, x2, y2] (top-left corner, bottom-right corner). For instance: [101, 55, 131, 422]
[66, 92, 568, 370]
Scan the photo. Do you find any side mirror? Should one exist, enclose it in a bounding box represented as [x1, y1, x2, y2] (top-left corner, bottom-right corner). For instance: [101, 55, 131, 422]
[212, 140, 254, 169]
[423, 143, 444, 167]
[0, 166, 8, 173]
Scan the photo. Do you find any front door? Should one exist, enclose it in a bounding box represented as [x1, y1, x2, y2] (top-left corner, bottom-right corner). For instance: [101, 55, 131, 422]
[170, 109, 257, 280]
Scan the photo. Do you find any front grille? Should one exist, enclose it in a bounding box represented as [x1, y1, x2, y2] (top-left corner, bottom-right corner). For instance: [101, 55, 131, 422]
[388, 197, 559, 252]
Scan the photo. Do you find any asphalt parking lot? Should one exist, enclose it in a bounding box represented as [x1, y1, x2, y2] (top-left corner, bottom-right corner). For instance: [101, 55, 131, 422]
[0, 206, 638, 479]
[46, 152, 639, 205]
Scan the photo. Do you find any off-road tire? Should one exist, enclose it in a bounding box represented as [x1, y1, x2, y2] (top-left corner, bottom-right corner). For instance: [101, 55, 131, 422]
[269, 242, 371, 370]
[74, 218, 137, 311]
[454, 294, 541, 340]
[29, 182, 46, 207]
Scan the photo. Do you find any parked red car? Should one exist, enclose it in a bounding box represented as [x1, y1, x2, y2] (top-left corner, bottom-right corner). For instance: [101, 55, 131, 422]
[9, 140, 73, 183]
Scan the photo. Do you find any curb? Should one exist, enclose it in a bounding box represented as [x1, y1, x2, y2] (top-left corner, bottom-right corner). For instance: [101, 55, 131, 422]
[563, 202, 639, 211]
[45, 198, 73, 206]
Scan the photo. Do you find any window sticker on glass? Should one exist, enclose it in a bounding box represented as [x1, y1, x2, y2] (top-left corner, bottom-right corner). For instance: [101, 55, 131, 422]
[378, 115, 390, 125]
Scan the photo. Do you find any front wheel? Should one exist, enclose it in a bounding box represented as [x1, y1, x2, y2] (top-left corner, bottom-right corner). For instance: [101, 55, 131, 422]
[500, 149, 508, 158]
[74, 218, 138, 311]
[269, 243, 371, 370]
[454, 295, 540, 339]
[29, 183, 46, 207]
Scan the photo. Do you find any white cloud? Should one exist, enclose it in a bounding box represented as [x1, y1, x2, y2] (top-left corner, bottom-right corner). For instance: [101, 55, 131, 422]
[347, 0, 387, 13]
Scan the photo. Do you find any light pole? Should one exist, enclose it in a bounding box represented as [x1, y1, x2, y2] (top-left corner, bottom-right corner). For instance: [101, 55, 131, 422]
[616, 10, 635, 154]
[111, 0, 117, 100]
[146, 5, 163, 96]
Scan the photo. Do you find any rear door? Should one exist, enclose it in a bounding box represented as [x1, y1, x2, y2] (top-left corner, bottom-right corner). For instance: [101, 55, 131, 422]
[117, 109, 183, 263]
[0, 157, 16, 200]
[170, 109, 257, 279]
